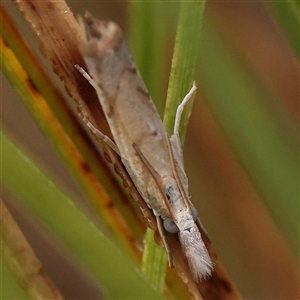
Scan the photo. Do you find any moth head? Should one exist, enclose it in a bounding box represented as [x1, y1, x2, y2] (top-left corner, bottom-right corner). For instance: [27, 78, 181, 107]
[79, 12, 123, 59]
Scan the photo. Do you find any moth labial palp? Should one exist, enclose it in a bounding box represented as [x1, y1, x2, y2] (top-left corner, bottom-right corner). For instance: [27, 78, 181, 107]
[78, 12, 213, 282]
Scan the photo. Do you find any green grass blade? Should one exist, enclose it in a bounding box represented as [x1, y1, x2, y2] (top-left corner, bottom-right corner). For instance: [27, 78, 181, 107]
[141, 229, 167, 291]
[164, 0, 206, 143]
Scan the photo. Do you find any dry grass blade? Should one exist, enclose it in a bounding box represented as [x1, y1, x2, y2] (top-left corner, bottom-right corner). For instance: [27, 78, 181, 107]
[13, 0, 110, 136]
[0, 199, 64, 299]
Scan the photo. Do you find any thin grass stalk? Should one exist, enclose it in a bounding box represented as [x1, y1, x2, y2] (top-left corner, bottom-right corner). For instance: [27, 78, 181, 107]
[1, 199, 65, 299]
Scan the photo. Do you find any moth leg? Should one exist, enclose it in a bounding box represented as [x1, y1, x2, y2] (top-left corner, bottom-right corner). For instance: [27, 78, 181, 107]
[156, 215, 174, 268]
[170, 82, 197, 166]
[75, 64, 98, 90]
[75, 64, 120, 155]
[83, 114, 120, 155]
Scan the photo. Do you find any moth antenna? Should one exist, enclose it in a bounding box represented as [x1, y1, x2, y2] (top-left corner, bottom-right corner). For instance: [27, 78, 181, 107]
[75, 64, 120, 155]
[75, 64, 98, 90]
[166, 137, 191, 212]
[84, 117, 120, 155]
[132, 143, 174, 218]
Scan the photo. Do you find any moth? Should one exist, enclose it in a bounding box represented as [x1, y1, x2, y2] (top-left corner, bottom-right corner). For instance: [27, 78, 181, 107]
[77, 13, 213, 281]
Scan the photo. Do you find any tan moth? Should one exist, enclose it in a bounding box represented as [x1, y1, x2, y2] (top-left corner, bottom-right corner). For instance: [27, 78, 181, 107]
[76, 13, 213, 281]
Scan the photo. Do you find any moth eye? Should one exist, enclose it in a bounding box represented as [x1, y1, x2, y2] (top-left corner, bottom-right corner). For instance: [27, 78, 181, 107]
[164, 184, 175, 201]
[163, 218, 179, 233]
[191, 205, 198, 221]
